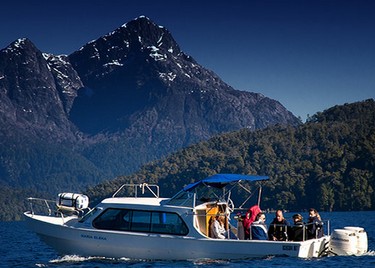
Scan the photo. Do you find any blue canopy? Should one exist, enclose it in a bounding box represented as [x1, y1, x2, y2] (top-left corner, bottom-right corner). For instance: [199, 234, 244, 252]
[183, 174, 269, 191]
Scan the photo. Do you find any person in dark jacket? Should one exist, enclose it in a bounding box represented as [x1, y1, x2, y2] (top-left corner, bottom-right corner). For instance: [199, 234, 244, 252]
[289, 213, 307, 241]
[307, 208, 323, 239]
[268, 210, 290, 241]
[250, 212, 268, 240]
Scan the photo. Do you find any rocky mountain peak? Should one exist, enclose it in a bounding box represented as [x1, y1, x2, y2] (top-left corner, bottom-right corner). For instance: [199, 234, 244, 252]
[1, 38, 35, 54]
[119, 16, 182, 54]
[0, 17, 301, 198]
[0, 38, 80, 140]
[0, 38, 58, 119]
[68, 16, 188, 85]
[67, 17, 300, 138]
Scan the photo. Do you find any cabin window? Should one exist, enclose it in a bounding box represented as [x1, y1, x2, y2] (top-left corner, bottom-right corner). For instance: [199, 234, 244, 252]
[92, 208, 188, 235]
[131, 210, 151, 232]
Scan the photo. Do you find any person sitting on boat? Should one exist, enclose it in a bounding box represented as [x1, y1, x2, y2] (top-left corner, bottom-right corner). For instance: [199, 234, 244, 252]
[250, 212, 268, 240]
[210, 215, 227, 239]
[210, 214, 237, 239]
[289, 213, 307, 241]
[268, 210, 290, 241]
[307, 208, 323, 239]
[243, 205, 261, 240]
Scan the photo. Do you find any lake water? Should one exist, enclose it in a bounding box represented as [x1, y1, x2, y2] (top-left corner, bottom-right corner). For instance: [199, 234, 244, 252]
[1, 211, 374, 267]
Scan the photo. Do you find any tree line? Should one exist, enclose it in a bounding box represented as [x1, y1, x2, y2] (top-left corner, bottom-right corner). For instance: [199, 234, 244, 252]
[87, 99, 375, 212]
[1, 99, 374, 221]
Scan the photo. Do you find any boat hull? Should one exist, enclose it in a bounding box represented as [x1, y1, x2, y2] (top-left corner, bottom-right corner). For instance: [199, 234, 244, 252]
[24, 212, 330, 260]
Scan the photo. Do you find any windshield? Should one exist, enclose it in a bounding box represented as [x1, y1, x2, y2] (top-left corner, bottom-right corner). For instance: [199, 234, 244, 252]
[166, 183, 225, 207]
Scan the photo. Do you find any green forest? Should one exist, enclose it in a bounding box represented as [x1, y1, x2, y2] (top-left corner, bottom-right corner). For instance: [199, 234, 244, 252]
[1, 99, 374, 220]
[87, 99, 375, 212]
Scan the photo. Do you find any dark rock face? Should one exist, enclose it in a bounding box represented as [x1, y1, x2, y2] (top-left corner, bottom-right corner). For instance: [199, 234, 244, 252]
[0, 16, 300, 191]
[68, 17, 299, 144]
[0, 38, 82, 141]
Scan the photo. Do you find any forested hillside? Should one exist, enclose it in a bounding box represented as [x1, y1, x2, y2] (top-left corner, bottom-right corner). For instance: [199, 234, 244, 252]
[87, 99, 375, 212]
[2, 99, 374, 221]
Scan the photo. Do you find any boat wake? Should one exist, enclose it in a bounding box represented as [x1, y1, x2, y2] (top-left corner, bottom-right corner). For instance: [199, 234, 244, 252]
[33, 250, 374, 267]
[42, 255, 225, 266]
[192, 259, 231, 265]
[50, 255, 92, 263]
[46, 255, 131, 264]
[363, 250, 375, 256]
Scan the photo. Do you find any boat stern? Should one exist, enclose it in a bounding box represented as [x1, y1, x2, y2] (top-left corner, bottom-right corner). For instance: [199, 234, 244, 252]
[296, 236, 331, 258]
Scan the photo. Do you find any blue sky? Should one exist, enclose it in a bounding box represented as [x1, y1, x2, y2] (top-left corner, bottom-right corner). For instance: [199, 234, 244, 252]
[1, 0, 374, 121]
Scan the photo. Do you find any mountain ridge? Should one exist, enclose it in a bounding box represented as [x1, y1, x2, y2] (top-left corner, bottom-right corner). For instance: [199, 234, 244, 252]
[0, 16, 300, 214]
[68, 16, 299, 137]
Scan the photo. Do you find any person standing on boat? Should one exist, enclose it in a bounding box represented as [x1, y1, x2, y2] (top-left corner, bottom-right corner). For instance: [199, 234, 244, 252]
[268, 210, 290, 241]
[243, 205, 261, 240]
[211, 215, 227, 239]
[243, 212, 252, 239]
[250, 212, 268, 240]
[307, 208, 323, 239]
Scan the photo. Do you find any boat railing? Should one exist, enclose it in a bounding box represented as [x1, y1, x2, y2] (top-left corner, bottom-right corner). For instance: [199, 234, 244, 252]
[112, 183, 160, 198]
[303, 219, 330, 239]
[250, 220, 330, 241]
[26, 197, 85, 223]
[26, 197, 56, 216]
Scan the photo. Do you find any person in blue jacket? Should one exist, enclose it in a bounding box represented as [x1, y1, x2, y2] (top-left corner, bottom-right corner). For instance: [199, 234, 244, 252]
[250, 212, 268, 240]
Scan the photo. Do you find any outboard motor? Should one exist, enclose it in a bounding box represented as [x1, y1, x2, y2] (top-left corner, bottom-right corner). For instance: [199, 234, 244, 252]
[343, 227, 368, 255]
[329, 226, 368, 256]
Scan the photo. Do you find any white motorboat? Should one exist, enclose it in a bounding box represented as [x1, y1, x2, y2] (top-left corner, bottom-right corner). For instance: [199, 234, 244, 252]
[24, 174, 368, 260]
